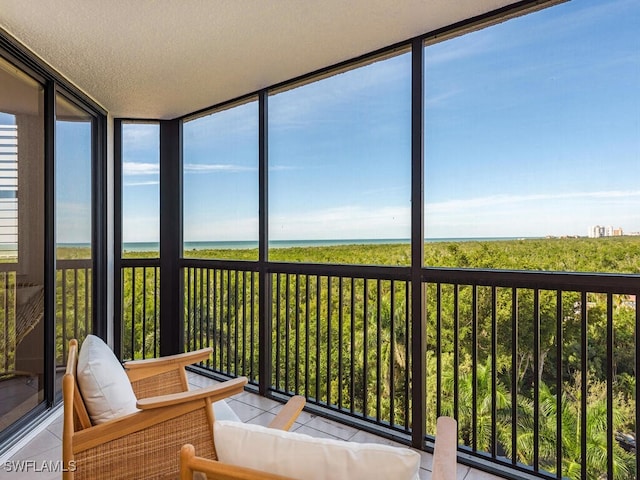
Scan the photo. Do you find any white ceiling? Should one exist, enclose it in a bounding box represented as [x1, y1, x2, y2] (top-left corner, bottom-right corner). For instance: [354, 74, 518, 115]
[1, 0, 525, 119]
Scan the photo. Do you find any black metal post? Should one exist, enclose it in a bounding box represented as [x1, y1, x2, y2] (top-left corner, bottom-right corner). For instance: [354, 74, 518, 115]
[258, 90, 272, 396]
[113, 119, 123, 358]
[159, 119, 183, 356]
[410, 37, 426, 450]
[44, 80, 56, 406]
[92, 112, 107, 341]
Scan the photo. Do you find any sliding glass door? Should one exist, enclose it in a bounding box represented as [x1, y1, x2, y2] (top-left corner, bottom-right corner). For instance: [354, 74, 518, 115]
[0, 56, 46, 432]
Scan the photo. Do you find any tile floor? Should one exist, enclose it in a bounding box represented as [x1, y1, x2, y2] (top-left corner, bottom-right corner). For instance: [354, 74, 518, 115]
[0, 372, 506, 479]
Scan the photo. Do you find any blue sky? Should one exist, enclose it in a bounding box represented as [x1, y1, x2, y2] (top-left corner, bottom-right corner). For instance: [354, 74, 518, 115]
[121, 0, 640, 243]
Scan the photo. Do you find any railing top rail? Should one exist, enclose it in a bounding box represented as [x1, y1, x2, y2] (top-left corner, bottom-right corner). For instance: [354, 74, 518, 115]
[121, 258, 161, 268]
[57, 259, 93, 270]
[0, 262, 17, 273]
[267, 261, 411, 280]
[180, 258, 259, 271]
[179, 258, 412, 280]
[422, 267, 640, 294]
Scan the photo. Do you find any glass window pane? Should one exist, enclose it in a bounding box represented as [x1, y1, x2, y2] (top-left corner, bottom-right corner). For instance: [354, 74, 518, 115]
[122, 122, 159, 258]
[183, 100, 259, 260]
[56, 95, 92, 259]
[0, 56, 45, 431]
[55, 94, 93, 395]
[424, 0, 640, 273]
[269, 53, 411, 265]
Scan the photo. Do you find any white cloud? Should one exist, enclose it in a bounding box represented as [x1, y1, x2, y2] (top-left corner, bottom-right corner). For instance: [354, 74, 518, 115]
[428, 190, 640, 214]
[184, 163, 255, 173]
[123, 162, 159, 176]
[425, 190, 640, 238]
[270, 205, 410, 240]
[124, 180, 159, 187]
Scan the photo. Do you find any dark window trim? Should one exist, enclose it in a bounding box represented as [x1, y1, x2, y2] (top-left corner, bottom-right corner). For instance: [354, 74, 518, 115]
[0, 27, 108, 446]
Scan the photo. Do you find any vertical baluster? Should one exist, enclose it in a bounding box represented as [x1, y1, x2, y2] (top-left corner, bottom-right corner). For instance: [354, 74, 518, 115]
[226, 270, 232, 374]
[85, 266, 91, 335]
[234, 270, 239, 375]
[250, 271, 256, 381]
[206, 268, 211, 368]
[556, 290, 563, 479]
[472, 284, 477, 451]
[376, 279, 381, 422]
[242, 271, 247, 376]
[338, 276, 344, 410]
[285, 273, 290, 393]
[327, 276, 332, 406]
[436, 282, 441, 419]
[316, 275, 321, 402]
[363, 278, 368, 417]
[305, 274, 310, 399]
[201, 268, 206, 353]
[404, 280, 410, 431]
[580, 291, 588, 480]
[185, 268, 191, 353]
[295, 274, 300, 393]
[153, 266, 158, 357]
[74, 268, 79, 340]
[142, 267, 147, 358]
[275, 273, 281, 389]
[214, 269, 219, 370]
[350, 277, 356, 414]
[3, 273, 8, 371]
[533, 289, 540, 470]
[389, 280, 395, 427]
[635, 291, 640, 480]
[511, 288, 519, 465]
[606, 293, 613, 479]
[491, 286, 497, 458]
[130, 267, 135, 359]
[453, 284, 459, 422]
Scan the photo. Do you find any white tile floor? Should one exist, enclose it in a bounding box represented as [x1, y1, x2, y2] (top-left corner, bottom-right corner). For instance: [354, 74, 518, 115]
[0, 372, 506, 480]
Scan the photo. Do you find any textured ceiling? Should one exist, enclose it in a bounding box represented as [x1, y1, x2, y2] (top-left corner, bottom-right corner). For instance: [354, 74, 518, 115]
[1, 0, 522, 119]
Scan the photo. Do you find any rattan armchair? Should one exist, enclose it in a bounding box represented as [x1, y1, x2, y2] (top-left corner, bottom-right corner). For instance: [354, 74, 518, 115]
[62, 338, 305, 480]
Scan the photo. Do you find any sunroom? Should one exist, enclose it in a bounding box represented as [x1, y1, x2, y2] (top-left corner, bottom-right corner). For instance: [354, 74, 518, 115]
[0, 0, 639, 479]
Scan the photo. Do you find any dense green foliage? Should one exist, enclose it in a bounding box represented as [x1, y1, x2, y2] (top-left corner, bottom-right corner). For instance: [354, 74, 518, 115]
[182, 236, 640, 272]
[47, 237, 640, 478]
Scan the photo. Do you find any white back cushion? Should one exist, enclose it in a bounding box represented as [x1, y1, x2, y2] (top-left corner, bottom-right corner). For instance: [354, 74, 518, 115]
[77, 335, 138, 424]
[214, 420, 421, 480]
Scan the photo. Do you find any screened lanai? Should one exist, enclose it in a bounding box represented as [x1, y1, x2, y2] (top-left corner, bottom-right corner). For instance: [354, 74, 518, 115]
[1, 1, 639, 479]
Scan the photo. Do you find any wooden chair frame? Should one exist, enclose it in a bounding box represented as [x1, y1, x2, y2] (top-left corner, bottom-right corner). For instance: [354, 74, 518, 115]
[62, 339, 305, 480]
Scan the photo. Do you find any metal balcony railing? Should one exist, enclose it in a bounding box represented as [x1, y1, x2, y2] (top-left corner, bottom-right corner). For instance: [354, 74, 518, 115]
[120, 257, 640, 479]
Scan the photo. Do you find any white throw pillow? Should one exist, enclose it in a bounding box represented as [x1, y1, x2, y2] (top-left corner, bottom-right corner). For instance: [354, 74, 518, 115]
[214, 420, 421, 480]
[76, 334, 138, 424]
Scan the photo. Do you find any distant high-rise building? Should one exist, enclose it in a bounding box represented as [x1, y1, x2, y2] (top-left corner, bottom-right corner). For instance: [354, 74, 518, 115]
[589, 225, 606, 238]
[589, 225, 624, 238]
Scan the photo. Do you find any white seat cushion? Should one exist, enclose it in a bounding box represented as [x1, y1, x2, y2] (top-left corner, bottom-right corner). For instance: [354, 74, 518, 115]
[214, 420, 421, 480]
[76, 335, 138, 424]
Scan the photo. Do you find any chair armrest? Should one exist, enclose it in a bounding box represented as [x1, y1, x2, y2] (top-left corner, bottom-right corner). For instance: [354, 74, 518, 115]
[267, 395, 305, 431]
[124, 347, 212, 370]
[137, 377, 247, 410]
[124, 347, 213, 384]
